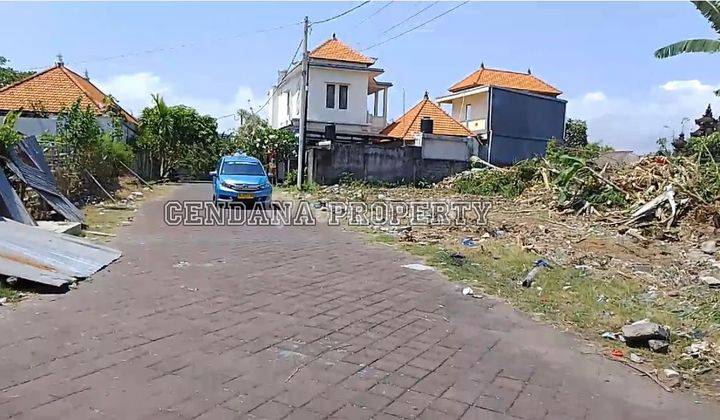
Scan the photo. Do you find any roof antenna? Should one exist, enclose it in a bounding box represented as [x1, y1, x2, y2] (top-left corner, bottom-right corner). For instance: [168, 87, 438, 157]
[332, 33, 337, 40]
[423, 91, 429, 100]
[527, 68, 532, 75]
[84, 69, 90, 80]
[480, 62, 484, 69]
[55, 54, 64, 66]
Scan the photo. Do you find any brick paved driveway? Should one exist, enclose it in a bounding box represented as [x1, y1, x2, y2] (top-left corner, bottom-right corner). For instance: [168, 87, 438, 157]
[0, 183, 718, 419]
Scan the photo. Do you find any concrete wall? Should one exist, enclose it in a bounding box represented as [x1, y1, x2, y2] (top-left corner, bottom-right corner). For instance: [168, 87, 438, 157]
[307, 142, 468, 185]
[5, 115, 136, 142]
[417, 134, 478, 161]
[269, 69, 302, 129]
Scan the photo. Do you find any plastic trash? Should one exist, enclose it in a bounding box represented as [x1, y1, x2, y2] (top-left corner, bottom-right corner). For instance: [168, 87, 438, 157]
[460, 237, 478, 248]
[521, 259, 551, 287]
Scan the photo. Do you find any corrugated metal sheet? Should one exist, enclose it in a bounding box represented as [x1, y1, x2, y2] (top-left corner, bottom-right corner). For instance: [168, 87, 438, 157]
[0, 217, 121, 287]
[6, 137, 84, 223]
[0, 168, 35, 225]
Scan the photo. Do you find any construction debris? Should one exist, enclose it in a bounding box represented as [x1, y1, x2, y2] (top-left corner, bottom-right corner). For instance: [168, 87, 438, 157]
[5, 136, 84, 223]
[0, 217, 121, 287]
[36, 221, 82, 236]
[621, 319, 670, 348]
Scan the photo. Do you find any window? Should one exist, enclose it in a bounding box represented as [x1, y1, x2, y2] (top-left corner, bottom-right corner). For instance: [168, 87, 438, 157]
[465, 104, 472, 121]
[221, 162, 266, 176]
[325, 84, 335, 109]
[339, 85, 348, 110]
[285, 91, 291, 116]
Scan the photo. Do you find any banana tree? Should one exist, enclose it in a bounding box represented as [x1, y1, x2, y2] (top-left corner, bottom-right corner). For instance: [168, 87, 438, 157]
[655, 1, 720, 94]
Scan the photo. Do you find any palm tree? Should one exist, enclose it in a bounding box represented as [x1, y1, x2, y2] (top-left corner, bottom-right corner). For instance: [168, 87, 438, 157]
[655, 2, 720, 95]
[150, 94, 175, 178]
[655, 1, 720, 59]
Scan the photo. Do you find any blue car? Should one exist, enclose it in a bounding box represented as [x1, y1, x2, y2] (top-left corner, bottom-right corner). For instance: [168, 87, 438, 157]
[210, 153, 273, 205]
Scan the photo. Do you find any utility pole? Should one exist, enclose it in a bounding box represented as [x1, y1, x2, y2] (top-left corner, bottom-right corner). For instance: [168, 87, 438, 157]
[296, 16, 310, 189]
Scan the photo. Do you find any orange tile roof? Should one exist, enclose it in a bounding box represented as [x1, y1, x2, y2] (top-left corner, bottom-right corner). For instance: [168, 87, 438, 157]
[0, 64, 138, 125]
[381, 93, 473, 140]
[309, 35, 375, 65]
[449, 66, 561, 96]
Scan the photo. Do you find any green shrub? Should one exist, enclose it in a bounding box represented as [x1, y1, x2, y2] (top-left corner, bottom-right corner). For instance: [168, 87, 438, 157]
[454, 160, 539, 198]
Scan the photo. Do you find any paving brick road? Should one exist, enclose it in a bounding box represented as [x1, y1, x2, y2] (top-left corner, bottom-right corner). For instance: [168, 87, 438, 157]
[0, 183, 718, 419]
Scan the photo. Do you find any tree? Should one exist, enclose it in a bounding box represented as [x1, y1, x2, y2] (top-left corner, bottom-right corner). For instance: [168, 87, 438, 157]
[232, 109, 297, 165]
[137, 95, 220, 178]
[564, 119, 588, 147]
[0, 111, 22, 153]
[655, 1, 720, 95]
[0, 56, 33, 89]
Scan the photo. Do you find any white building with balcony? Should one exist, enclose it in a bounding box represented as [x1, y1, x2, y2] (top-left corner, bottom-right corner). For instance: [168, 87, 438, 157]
[268, 35, 392, 137]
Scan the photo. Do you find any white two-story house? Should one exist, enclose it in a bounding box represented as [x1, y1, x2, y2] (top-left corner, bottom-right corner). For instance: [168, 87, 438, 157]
[268, 35, 392, 137]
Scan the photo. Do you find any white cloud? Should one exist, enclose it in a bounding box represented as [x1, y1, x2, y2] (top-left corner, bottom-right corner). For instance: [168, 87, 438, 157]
[567, 80, 720, 154]
[583, 91, 606, 102]
[95, 72, 264, 132]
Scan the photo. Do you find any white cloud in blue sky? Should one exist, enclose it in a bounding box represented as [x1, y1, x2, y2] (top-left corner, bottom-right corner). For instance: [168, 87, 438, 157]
[568, 79, 720, 154]
[96, 73, 261, 133]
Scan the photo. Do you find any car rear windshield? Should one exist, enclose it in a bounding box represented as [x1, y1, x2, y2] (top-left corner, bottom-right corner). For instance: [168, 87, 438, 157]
[221, 161, 265, 176]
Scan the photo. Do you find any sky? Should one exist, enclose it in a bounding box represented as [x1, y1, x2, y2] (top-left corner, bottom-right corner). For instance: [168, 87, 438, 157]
[1, 1, 719, 153]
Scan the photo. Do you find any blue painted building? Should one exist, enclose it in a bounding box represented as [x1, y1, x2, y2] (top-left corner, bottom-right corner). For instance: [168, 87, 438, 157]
[437, 65, 567, 166]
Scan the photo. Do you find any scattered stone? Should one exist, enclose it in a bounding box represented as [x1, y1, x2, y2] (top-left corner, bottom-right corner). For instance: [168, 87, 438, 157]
[0, 297, 6, 305]
[5, 277, 18, 286]
[648, 339, 670, 353]
[699, 275, 720, 288]
[629, 353, 644, 363]
[621, 319, 670, 347]
[685, 341, 710, 357]
[659, 368, 682, 388]
[667, 290, 680, 297]
[700, 240, 717, 255]
[173, 261, 190, 269]
[462, 287, 474, 296]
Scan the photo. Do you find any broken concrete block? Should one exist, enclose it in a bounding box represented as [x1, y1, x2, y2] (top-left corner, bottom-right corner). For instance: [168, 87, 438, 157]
[648, 339, 670, 353]
[36, 221, 82, 236]
[621, 319, 670, 347]
[700, 275, 720, 288]
[700, 240, 717, 255]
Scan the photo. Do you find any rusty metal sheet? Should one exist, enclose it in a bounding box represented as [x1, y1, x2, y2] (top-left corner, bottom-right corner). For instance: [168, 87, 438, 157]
[0, 217, 121, 287]
[0, 168, 35, 225]
[7, 137, 84, 223]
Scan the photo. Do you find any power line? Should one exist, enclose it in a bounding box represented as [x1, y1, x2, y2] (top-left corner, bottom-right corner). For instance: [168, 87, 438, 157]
[25, 20, 302, 71]
[253, 37, 303, 115]
[353, 1, 394, 27]
[380, 1, 437, 35]
[312, 1, 371, 25]
[361, 1, 468, 52]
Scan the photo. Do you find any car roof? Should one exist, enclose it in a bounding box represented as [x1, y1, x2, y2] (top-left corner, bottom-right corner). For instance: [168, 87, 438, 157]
[221, 154, 261, 164]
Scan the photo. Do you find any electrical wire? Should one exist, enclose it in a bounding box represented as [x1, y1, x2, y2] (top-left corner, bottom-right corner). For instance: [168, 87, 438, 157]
[249, 37, 303, 116]
[24, 20, 302, 71]
[353, 1, 394, 28]
[312, 1, 371, 25]
[380, 1, 437, 35]
[361, 1, 468, 51]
